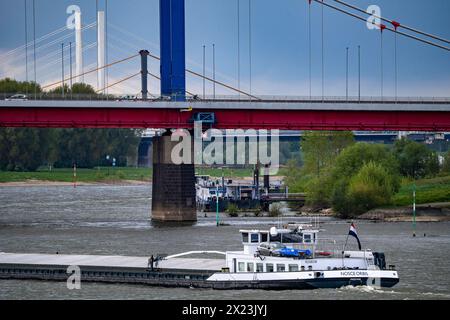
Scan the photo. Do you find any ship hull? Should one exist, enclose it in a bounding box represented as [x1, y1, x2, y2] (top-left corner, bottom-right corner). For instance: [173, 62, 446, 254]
[207, 270, 399, 290]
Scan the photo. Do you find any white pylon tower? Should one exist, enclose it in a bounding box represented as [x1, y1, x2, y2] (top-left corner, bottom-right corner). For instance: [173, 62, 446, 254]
[97, 11, 105, 92]
[75, 11, 83, 83]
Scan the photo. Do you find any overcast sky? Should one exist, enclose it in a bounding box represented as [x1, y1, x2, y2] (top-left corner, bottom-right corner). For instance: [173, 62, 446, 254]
[0, 0, 449, 97]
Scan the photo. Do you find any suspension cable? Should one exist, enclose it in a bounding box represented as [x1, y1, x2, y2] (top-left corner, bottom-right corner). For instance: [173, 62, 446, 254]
[321, 1, 324, 101]
[308, 0, 312, 99]
[0, 24, 68, 59]
[394, 26, 398, 102]
[186, 69, 259, 100]
[36, 43, 97, 79]
[96, 72, 140, 93]
[143, 52, 259, 100]
[42, 53, 139, 89]
[249, 0, 252, 95]
[312, 0, 450, 52]
[147, 72, 197, 98]
[237, 0, 241, 94]
[1, 22, 97, 65]
[380, 26, 384, 100]
[332, 0, 450, 45]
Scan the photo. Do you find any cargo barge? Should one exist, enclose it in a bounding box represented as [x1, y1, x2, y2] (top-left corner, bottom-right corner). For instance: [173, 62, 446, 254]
[0, 223, 399, 290]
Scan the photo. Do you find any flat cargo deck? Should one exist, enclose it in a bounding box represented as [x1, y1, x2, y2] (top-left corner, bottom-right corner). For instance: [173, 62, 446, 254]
[0, 252, 225, 271]
[0, 252, 227, 288]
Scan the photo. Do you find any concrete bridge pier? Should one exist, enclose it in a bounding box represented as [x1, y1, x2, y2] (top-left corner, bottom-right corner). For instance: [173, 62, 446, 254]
[151, 130, 196, 223]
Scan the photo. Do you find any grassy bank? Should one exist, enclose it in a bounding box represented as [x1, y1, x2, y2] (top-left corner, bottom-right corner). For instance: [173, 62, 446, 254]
[392, 175, 450, 206]
[0, 167, 152, 183]
[0, 167, 255, 183]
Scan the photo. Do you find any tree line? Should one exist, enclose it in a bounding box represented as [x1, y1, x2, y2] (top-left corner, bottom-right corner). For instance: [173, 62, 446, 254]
[0, 128, 141, 171]
[284, 131, 449, 218]
[0, 78, 142, 171]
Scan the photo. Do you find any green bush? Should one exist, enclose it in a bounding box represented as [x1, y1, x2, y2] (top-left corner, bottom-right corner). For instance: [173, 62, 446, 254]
[305, 173, 334, 208]
[442, 151, 450, 173]
[393, 138, 440, 179]
[226, 203, 239, 217]
[269, 203, 283, 217]
[334, 162, 396, 217]
[253, 206, 262, 217]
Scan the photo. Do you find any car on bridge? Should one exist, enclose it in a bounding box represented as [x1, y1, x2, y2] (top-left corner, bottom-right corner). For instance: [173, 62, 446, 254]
[5, 94, 28, 101]
[116, 95, 138, 102]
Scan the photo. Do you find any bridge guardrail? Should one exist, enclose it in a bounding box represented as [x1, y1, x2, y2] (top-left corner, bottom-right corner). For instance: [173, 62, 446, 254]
[1, 93, 450, 104]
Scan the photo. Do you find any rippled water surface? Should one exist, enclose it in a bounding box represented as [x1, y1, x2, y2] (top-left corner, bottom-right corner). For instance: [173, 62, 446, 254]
[0, 185, 449, 300]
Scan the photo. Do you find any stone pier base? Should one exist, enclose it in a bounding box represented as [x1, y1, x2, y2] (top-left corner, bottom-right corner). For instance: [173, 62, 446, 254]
[151, 133, 196, 222]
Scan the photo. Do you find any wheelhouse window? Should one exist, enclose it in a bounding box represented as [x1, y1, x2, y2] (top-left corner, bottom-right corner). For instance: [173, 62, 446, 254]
[238, 262, 245, 272]
[303, 234, 312, 243]
[256, 263, 264, 273]
[251, 234, 259, 243]
[261, 233, 268, 242]
[289, 264, 299, 272]
[247, 263, 254, 272]
[242, 233, 249, 243]
[276, 264, 286, 272]
[266, 264, 274, 272]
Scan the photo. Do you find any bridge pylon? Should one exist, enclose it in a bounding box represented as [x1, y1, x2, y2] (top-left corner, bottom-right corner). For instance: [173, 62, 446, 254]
[151, 130, 196, 223]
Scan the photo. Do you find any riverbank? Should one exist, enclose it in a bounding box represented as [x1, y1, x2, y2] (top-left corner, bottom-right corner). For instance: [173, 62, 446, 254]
[0, 179, 150, 187]
[357, 202, 450, 222]
[0, 167, 255, 185]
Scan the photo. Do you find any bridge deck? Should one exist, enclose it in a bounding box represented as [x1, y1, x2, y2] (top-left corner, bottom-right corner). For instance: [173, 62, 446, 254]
[1, 100, 450, 111]
[1, 100, 450, 130]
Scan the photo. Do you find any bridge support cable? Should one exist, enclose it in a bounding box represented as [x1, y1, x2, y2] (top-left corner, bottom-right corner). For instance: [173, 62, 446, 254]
[105, 0, 109, 98]
[0, 22, 98, 82]
[249, 0, 252, 96]
[308, 0, 312, 99]
[203, 45, 206, 99]
[32, 0, 37, 99]
[36, 42, 97, 81]
[331, 0, 450, 45]
[346, 47, 349, 100]
[312, 0, 450, 52]
[321, 1, 324, 101]
[186, 69, 260, 100]
[41, 53, 140, 90]
[0, 24, 70, 60]
[237, 0, 241, 96]
[147, 71, 196, 98]
[95, 72, 140, 93]
[142, 51, 259, 100]
[2, 22, 97, 67]
[380, 25, 385, 101]
[24, 0, 28, 93]
[393, 22, 399, 103]
[212, 44, 216, 99]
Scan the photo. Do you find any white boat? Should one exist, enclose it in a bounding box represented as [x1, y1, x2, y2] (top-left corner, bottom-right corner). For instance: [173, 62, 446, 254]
[0, 223, 399, 290]
[202, 224, 399, 289]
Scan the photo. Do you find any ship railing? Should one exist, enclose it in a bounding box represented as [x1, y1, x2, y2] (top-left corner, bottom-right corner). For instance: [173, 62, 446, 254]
[164, 251, 226, 260]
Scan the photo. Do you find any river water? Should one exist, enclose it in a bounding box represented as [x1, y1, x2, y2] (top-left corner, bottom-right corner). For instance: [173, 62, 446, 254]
[0, 185, 449, 300]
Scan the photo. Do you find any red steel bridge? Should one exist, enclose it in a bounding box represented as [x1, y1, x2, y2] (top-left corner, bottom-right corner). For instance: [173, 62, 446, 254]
[1, 0, 449, 132]
[1, 0, 450, 222]
[1, 98, 450, 131]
